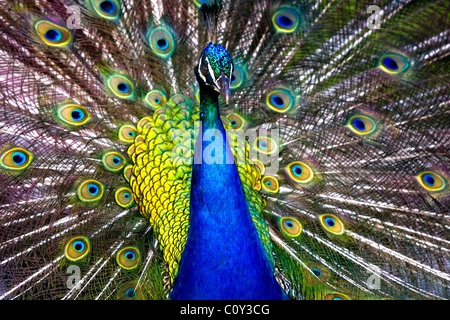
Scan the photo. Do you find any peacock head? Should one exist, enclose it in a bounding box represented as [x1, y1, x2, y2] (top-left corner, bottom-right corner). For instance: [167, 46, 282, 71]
[195, 42, 233, 104]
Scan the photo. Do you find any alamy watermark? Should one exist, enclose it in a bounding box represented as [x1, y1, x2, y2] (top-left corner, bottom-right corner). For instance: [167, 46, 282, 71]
[367, 5, 382, 30]
[66, 5, 82, 29]
[366, 272, 381, 290]
[66, 265, 81, 289]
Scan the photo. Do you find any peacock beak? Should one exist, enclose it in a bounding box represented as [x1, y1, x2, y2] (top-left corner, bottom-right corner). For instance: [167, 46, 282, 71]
[216, 71, 231, 104]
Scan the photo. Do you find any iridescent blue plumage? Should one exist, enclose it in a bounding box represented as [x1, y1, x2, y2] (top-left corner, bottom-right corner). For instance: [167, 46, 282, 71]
[171, 50, 287, 297]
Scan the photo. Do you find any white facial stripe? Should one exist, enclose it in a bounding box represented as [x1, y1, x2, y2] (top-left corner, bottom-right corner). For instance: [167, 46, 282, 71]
[198, 55, 207, 83]
[230, 64, 233, 80]
[205, 56, 220, 91]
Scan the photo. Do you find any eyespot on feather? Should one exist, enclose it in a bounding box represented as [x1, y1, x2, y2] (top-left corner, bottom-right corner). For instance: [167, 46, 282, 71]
[230, 65, 245, 90]
[117, 282, 144, 300]
[378, 53, 409, 74]
[279, 217, 302, 237]
[145, 90, 167, 109]
[102, 152, 126, 172]
[227, 113, 246, 130]
[64, 236, 90, 261]
[118, 125, 137, 144]
[261, 176, 279, 193]
[346, 115, 377, 135]
[272, 8, 299, 33]
[115, 187, 134, 208]
[107, 75, 135, 99]
[90, 0, 120, 20]
[34, 20, 72, 47]
[254, 136, 278, 155]
[324, 292, 351, 300]
[149, 27, 175, 59]
[308, 264, 330, 283]
[57, 104, 90, 126]
[1, 148, 33, 171]
[226, 113, 246, 130]
[286, 161, 314, 184]
[416, 171, 446, 192]
[77, 179, 104, 202]
[124, 288, 136, 299]
[319, 214, 344, 235]
[266, 89, 294, 113]
[116, 247, 140, 270]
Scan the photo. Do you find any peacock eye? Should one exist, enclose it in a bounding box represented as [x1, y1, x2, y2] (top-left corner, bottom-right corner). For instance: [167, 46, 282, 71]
[226, 113, 246, 130]
[230, 65, 245, 89]
[200, 63, 209, 76]
[280, 217, 302, 237]
[324, 293, 351, 300]
[58, 104, 90, 126]
[319, 214, 345, 235]
[102, 152, 126, 172]
[34, 20, 72, 47]
[347, 115, 377, 135]
[261, 176, 279, 193]
[100, 1, 117, 13]
[126, 288, 136, 299]
[148, 27, 175, 58]
[254, 136, 278, 155]
[145, 90, 167, 109]
[417, 171, 446, 191]
[118, 125, 137, 144]
[312, 268, 322, 277]
[286, 161, 314, 184]
[73, 241, 85, 252]
[379, 53, 409, 74]
[266, 88, 294, 113]
[117, 247, 140, 270]
[107, 75, 135, 99]
[65, 237, 90, 261]
[77, 179, 104, 202]
[90, 0, 120, 20]
[272, 8, 299, 33]
[115, 187, 135, 208]
[117, 282, 143, 300]
[0, 147, 33, 171]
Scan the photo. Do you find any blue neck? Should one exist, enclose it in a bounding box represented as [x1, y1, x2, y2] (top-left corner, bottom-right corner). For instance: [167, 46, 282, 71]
[170, 87, 287, 300]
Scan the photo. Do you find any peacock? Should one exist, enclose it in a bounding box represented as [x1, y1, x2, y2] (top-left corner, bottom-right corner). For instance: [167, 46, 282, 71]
[0, 0, 448, 301]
